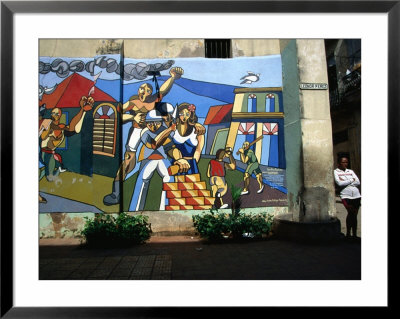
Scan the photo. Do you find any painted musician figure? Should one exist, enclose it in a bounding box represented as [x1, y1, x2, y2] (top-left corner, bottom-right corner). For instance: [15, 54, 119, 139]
[39, 96, 94, 203]
[237, 141, 265, 195]
[103, 67, 185, 206]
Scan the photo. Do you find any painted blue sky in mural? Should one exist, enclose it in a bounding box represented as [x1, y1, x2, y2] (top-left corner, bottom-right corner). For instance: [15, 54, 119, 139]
[128, 56, 283, 87]
[40, 55, 282, 85]
[39, 55, 283, 111]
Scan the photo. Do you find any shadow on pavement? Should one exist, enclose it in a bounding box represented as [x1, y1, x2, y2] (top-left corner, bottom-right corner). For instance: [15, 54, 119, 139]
[40, 235, 361, 280]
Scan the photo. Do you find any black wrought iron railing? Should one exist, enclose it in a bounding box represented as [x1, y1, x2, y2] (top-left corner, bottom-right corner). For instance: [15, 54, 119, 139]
[329, 69, 361, 108]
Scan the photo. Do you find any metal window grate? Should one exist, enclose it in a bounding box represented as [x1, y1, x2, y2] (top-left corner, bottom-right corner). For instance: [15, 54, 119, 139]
[205, 39, 231, 58]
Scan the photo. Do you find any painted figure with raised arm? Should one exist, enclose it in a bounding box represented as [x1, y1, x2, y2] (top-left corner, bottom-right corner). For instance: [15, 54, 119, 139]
[39, 96, 94, 203]
[237, 141, 264, 195]
[103, 67, 184, 205]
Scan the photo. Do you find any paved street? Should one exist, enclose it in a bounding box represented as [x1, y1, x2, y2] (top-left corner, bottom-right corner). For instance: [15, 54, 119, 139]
[39, 236, 361, 280]
[39, 199, 361, 280]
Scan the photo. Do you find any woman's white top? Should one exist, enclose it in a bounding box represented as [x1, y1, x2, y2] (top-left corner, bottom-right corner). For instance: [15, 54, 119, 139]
[334, 168, 361, 199]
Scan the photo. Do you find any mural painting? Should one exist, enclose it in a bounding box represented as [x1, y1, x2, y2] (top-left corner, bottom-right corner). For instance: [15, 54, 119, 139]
[39, 54, 287, 214]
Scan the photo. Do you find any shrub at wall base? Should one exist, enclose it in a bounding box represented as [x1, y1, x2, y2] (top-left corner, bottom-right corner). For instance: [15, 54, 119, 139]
[192, 210, 274, 242]
[81, 213, 152, 248]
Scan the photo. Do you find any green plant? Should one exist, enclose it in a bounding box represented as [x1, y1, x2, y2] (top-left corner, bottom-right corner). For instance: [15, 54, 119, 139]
[192, 210, 274, 242]
[81, 213, 152, 247]
[234, 212, 274, 238]
[192, 211, 228, 241]
[230, 184, 242, 216]
[115, 213, 152, 243]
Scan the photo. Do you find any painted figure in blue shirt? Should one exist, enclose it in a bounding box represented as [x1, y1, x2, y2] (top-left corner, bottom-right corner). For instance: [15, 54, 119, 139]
[170, 103, 205, 175]
[129, 107, 191, 211]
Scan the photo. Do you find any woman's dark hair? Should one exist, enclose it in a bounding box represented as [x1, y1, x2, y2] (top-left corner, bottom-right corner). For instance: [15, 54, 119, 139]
[337, 156, 349, 163]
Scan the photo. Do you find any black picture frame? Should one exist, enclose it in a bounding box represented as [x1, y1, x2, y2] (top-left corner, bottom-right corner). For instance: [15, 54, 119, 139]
[1, 1, 395, 317]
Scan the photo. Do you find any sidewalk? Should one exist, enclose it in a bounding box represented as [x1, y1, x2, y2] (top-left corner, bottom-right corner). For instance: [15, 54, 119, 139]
[39, 200, 361, 280]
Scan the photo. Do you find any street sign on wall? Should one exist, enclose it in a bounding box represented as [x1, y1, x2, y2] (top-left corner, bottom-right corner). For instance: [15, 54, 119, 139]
[300, 83, 328, 90]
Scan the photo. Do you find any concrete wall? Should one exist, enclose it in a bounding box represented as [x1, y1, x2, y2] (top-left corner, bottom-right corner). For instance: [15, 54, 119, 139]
[40, 39, 281, 58]
[296, 40, 336, 221]
[40, 207, 288, 238]
[40, 39, 204, 58]
[124, 39, 205, 58]
[232, 39, 280, 57]
[280, 39, 336, 223]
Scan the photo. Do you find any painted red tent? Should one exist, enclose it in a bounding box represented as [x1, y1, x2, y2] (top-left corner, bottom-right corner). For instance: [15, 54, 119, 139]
[204, 104, 233, 125]
[40, 73, 116, 109]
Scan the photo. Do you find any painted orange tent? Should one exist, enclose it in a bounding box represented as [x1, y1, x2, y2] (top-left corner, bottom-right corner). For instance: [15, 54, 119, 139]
[40, 73, 116, 109]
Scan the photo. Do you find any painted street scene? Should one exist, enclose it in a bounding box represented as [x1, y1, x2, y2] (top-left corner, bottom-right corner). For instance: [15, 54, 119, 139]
[39, 54, 288, 214]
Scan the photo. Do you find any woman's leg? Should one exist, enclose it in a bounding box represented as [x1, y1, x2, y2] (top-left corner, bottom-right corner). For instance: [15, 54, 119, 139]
[342, 199, 352, 237]
[350, 206, 359, 237]
[345, 209, 352, 237]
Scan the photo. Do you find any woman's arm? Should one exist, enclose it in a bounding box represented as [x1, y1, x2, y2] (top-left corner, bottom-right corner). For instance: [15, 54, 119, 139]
[334, 170, 354, 187]
[167, 147, 191, 174]
[193, 134, 204, 163]
[350, 171, 360, 186]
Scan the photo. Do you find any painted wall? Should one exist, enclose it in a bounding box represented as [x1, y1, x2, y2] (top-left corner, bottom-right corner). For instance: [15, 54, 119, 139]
[39, 43, 288, 216]
[38, 38, 339, 238]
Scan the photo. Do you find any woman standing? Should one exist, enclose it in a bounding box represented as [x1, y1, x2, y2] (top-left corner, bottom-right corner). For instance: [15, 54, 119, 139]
[169, 103, 205, 175]
[334, 156, 361, 239]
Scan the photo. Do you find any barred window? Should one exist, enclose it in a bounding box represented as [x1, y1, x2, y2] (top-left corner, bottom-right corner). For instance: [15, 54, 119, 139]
[205, 39, 232, 58]
[93, 103, 117, 157]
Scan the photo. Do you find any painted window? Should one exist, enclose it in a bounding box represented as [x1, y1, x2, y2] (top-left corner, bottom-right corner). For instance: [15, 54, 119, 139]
[261, 123, 279, 167]
[265, 93, 275, 112]
[233, 122, 256, 158]
[238, 122, 256, 136]
[263, 123, 278, 135]
[247, 94, 257, 113]
[210, 128, 229, 155]
[93, 103, 117, 157]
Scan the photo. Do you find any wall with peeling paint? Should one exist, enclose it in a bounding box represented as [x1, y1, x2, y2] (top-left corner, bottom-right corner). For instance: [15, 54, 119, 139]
[39, 39, 280, 58]
[40, 207, 289, 238]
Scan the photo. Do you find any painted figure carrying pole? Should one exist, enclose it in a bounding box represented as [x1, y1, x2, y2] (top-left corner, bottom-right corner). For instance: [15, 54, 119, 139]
[237, 138, 265, 195]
